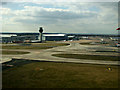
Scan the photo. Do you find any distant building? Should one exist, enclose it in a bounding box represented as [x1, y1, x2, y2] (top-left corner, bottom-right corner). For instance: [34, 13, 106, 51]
[67, 35, 75, 40]
[1, 34, 37, 43]
[43, 33, 68, 41]
[1, 33, 68, 43]
[80, 36, 89, 39]
[1, 34, 17, 43]
[109, 37, 119, 41]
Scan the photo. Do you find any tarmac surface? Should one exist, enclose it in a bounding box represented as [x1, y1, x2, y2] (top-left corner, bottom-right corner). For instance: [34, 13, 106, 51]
[1, 41, 120, 65]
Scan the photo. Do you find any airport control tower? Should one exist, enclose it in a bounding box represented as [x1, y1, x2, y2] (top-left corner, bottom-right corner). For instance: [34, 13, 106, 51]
[39, 27, 43, 43]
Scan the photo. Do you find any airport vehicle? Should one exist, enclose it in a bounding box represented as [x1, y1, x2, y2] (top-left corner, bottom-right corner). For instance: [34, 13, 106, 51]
[30, 40, 41, 43]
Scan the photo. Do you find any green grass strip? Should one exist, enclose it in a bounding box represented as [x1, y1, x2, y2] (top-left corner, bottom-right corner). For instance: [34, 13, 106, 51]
[2, 50, 30, 55]
[52, 54, 119, 61]
[2, 43, 69, 49]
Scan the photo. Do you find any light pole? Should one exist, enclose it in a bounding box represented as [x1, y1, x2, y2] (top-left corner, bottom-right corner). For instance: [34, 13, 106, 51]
[39, 27, 43, 43]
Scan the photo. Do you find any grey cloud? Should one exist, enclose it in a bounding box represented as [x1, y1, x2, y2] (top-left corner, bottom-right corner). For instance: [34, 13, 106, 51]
[2, 2, 118, 34]
[13, 6, 98, 25]
[1, 2, 8, 5]
[37, 11, 97, 20]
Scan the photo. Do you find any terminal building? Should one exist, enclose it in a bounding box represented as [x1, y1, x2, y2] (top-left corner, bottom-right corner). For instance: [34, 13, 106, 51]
[1, 34, 17, 43]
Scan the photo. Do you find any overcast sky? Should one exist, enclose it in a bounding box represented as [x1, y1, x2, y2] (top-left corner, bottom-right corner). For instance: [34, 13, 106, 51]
[1, 0, 119, 34]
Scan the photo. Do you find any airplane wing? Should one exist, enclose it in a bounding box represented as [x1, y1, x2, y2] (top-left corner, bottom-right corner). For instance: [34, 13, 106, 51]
[116, 27, 120, 30]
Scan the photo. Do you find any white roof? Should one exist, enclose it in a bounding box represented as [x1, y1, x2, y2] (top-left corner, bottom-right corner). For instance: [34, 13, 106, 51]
[43, 34, 66, 36]
[68, 36, 75, 38]
[0, 34, 17, 37]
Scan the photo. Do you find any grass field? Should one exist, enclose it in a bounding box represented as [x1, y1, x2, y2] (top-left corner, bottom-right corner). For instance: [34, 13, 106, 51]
[2, 50, 30, 55]
[2, 43, 70, 49]
[80, 42, 108, 45]
[52, 54, 119, 61]
[2, 60, 118, 88]
[80, 42, 94, 45]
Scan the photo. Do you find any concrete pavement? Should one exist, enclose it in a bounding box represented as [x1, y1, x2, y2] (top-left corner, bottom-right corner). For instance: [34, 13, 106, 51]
[1, 42, 120, 65]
